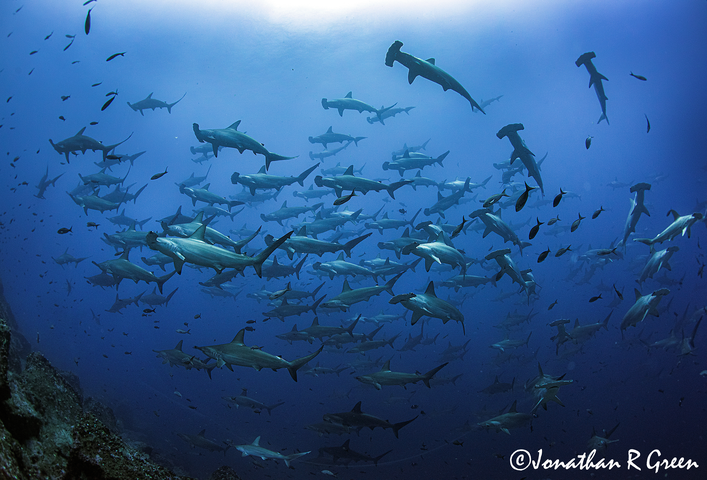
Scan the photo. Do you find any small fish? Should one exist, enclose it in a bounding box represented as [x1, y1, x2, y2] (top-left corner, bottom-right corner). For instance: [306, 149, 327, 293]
[71, 61, 80, 65]
[334, 190, 356, 206]
[482, 189, 508, 208]
[28, 68, 34, 75]
[143, 308, 156, 314]
[630, 72, 647, 81]
[399, 208, 407, 214]
[529, 217, 543, 240]
[548, 299, 558, 310]
[537, 248, 551, 263]
[44, 31, 53, 40]
[14, 6, 23, 14]
[84, 0, 97, 5]
[589, 294, 602, 303]
[57, 227, 72, 234]
[452, 440, 464, 446]
[515, 182, 536, 212]
[246, 320, 256, 324]
[613, 284, 623, 300]
[63, 39, 75, 51]
[451, 217, 466, 239]
[86, 221, 99, 228]
[101, 95, 116, 111]
[570, 213, 585, 232]
[29, 50, 38, 55]
[176, 329, 191, 334]
[89, 121, 98, 125]
[645, 114, 651, 133]
[585, 136, 592, 150]
[555, 245, 571, 257]
[106, 154, 121, 160]
[268, 281, 291, 300]
[59, 116, 66, 121]
[66, 34, 76, 39]
[194, 314, 201, 319]
[245, 326, 255, 332]
[91, 82, 102, 87]
[173, 390, 182, 398]
[61, 95, 70, 101]
[6, 97, 11, 103]
[124, 351, 132, 355]
[85, 8, 92, 35]
[151, 168, 168, 180]
[592, 206, 605, 219]
[553, 188, 566, 207]
[321, 471, 336, 477]
[106, 52, 126, 62]
[105, 89, 118, 96]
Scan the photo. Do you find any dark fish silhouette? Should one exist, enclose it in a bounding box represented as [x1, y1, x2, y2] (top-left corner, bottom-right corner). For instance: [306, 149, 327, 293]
[57, 227, 72, 234]
[645, 114, 651, 133]
[553, 188, 566, 207]
[151, 168, 168, 180]
[106, 52, 126, 62]
[592, 206, 605, 219]
[529, 218, 543, 240]
[630, 72, 647, 81]
[538, 248, 551, 263]
[585, 136, 592, 149]
[515, 182, 536, 212]
[101, 95, 116, 111]
[85, 8, 92, 35]
[589, 294, 602, 303]
[570, 213, 585, 232]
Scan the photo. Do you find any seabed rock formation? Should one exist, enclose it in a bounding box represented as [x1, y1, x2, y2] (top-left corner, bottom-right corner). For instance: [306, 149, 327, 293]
[0, 277, 210, 480]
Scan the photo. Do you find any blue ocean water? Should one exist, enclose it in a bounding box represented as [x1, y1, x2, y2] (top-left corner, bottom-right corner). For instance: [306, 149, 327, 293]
[1, 1, 706, 478]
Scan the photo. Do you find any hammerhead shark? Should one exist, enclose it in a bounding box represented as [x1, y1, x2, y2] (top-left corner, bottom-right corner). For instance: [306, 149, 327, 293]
[127, 92, 186, 115]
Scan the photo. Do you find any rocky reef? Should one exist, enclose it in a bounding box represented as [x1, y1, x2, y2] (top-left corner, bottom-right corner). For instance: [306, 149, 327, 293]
[0, 277, 203, 480]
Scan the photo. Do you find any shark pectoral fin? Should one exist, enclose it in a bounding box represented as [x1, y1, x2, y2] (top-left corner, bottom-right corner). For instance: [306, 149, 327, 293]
[407, 69, 418, 84]
[411, 311, 423, 325]
[424, 258, 433, 271]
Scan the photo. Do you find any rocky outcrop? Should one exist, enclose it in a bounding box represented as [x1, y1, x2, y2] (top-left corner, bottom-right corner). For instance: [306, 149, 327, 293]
[0, 315, 197, 480]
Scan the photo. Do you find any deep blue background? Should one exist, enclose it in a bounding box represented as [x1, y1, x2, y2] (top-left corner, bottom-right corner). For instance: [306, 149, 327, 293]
[1, 1, 706, 478]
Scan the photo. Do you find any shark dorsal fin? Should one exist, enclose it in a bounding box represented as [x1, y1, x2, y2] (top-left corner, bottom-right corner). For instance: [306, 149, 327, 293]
[75, 127, 87, 136]
[257, 166, 266, 174]
[402, 228, 410, 238]
[403, 150, 411, 158]
[202, 183, 210, 190]
[509, 400, 518, 413]
[197, 429, 206, 437]
[337, 252, 345, 261]
[342, 279, 352, 292]
[147, 92, 154, 99]
[437, 192, 444, 201]
[493, 375, 500, 384]
[252, 436, 260, 446]
[415, 171, 422, 177]
[297, 226, 307, 236]
[272, 256, 279, 266]
[384, 258, 390, 265]
[227, 120, 241, 130]
[291, 324, 298, 332]
[426, 58, 436, 65]
[344, 165, 354, 176]
[424, 281, 436, 297]
[538, 362, 544, 376]
[345, 91, 353, 98]
[343, 439, 351, 449]
[574, 319, 580, 328]
[326, 126, 333, 133]
[281, 200, 288, 208]
[190, 224, 207, 242]
[193, 211, 204, 223]
[311, 317, 320, 326]
[352, 401, 363, 413]
[381, 360, 391, 371]
[175, 340, 183, 350]
[634, 288, 642, 301]
[382, 213, 389, 219]
[231, 329, 246, 345]
[435, 231, 445, 243]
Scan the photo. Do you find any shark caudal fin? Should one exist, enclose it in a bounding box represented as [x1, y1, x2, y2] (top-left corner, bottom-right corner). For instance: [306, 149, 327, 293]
[283, 451, 311, 468]
[102, 132, 133, 160]
[287, 346, 323, 382]
[296, 163, 320, 186]
[253, 231, 294, 278]
[265, 152, 298, 171]
[598, 112, 609, 125]
[343, 232, 372, 257]
[310, 295, 326, 315]
[156, 270, 177, 294]
[387, 179, 412, 199]
[392, 415, 418, 438]
[384, 272, 405, 296]
[167, 92, 187, 114]
[422, 362, 449, 388]
[266, 401, 285, 416]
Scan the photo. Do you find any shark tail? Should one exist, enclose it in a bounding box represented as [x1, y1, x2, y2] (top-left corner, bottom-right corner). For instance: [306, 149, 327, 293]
[391, 415, 418, 438]
[266, 401, 286, 416]
[167, 92, 187, 113]
[422, 362, 449, 388]
[409, 208, 422, 226]
[164, 287, 178, 307]
[386, 179, 411, 199]
[343, 232, 372, 257]
[132, 184, 148, 204]
[294, 255, 307, 280]
[310, 294, 326, 315]
[297, 163, 320, 186]
[253, 231, 294, 278]
[633, 238, 653, 246]
[346, 315, 360, 337]
[102, 132, 133, 160]
[138, 217, 152, 229]
[384, 272, 405, 296]
[204, 363, 216, 380]
[156, 270, 177, 294]
[436, 150, 450, 166]
[601, 310, 613, 330]
[265, 152, 298, 171]
[374, 449, 393, 466]
[287, 346, 323, 382]
[283, 451, 310, 468]
[353, 136, 367, 146]
[598, 112, 609, 125]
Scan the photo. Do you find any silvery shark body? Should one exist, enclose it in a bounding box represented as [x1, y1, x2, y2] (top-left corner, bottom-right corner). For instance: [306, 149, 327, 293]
[309, 126, 366, 148]
[576, 51, 609, 124]
[233, 436, 309, 467]
[92, 249, 176, 293]
[322, 91, 388, 122]
[265, 229, 371, 260]
[179, 183, 242, 211]
[145, 225, 292, 276]
[192, 120, 296, 170]
[194, 328, 323, 381]
[355, 359, 448, 390]
[222, 389, 285, 416]
[401, 232, 467, 275]
[620, 182, 651, 246]
[321, 273, 403, 311]
[322, 401, 417, 438]
[634, 210, 704, 246]
[496, 123, 544, 195]
[127, 91, 186, 115]
[638, 246, 679, 284]
[385, 40, 485, 112]
[477, 400, 532, 435]
[35, 167, 63, 199]
[382, 150, 449, 176]
[620, 288, 670, 331]
[49, 127, 132, 163]
[231, 163, 319, 195]
[389, 281, 465, 333]
[471, 208, 528, 254]
[314, 165, 411, 199]
[153, 340, 215, 378]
